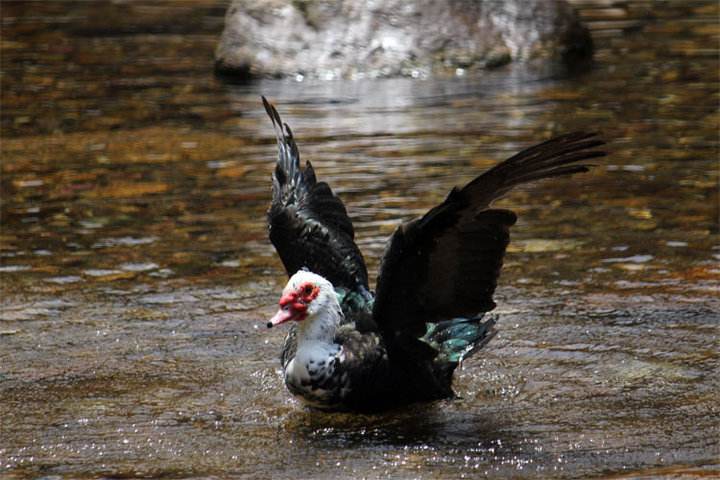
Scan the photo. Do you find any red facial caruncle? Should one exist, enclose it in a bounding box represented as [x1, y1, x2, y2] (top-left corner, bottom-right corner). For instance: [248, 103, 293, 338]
[267, 281, 320, 328]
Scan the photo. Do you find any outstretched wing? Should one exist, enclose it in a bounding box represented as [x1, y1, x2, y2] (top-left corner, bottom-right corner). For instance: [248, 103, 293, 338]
[373, 132, 606, 340]
[263, 97, 369, 293]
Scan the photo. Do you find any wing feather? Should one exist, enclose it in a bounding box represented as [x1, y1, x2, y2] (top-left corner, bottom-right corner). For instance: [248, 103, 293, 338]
[263, 97, 369, 292]
[373, 132, 606, 340]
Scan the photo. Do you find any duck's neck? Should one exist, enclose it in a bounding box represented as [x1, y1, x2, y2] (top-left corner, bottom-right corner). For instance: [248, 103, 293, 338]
[296, 301, 342, 347]
[284, 301, 344, 406]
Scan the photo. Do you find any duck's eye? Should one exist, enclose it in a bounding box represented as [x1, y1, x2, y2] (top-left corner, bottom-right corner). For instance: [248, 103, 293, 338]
[303, 284, 314, 295]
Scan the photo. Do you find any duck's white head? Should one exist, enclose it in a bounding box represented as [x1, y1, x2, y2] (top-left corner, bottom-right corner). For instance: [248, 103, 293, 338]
[267, 270, 337, 328]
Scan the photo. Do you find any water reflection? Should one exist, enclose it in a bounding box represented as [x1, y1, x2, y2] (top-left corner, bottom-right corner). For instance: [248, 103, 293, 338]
[1, 0, 719, 478]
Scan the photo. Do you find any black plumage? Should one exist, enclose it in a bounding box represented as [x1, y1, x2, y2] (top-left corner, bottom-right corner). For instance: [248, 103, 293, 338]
[373, 131, 606, 340]
[263, 97, 370, 295]
[262, 97, 606, 410]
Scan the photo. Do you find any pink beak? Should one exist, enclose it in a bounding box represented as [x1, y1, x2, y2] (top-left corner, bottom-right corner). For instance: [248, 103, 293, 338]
[267, 291, 308, 328]
[267, 306, 296, 328]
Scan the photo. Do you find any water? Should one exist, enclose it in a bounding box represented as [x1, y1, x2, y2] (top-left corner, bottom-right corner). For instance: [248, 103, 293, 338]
[1, 1, 718, 478]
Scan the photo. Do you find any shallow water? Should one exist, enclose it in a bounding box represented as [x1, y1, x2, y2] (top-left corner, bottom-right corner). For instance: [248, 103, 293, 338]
[1, 1, 719, 478]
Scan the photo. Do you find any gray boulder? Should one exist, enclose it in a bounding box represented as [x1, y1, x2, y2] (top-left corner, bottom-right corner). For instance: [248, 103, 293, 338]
[215, 0, 593, 80]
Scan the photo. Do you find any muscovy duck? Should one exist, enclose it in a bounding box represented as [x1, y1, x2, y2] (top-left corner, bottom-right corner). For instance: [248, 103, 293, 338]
[262, 97, 605, 411]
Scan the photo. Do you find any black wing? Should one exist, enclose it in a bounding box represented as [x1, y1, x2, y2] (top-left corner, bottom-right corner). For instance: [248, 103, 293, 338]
[373, 132, 606, 339]
[263, 97, 369, 293]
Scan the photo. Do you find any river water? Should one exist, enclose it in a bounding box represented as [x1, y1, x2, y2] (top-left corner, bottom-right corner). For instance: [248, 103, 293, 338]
[1, 1, 718, 478]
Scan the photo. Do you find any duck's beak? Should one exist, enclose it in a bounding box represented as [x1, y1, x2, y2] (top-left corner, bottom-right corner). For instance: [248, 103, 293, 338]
[267, 305, 295, 328]
[267, 291, 307, 328]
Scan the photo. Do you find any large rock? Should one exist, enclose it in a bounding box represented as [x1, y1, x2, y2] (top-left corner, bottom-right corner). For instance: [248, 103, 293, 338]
[215, 0, 593, 80]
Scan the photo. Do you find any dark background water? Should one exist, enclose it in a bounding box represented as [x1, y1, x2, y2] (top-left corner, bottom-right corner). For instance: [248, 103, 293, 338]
[1, 1, 718, 478]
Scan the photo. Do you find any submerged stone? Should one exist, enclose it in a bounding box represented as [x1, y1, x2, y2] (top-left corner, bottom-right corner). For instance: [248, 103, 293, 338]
[215, 0, 594, 80]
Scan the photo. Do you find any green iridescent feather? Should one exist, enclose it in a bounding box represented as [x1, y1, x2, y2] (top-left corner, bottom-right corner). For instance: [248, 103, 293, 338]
[423, 315, 497, 363]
